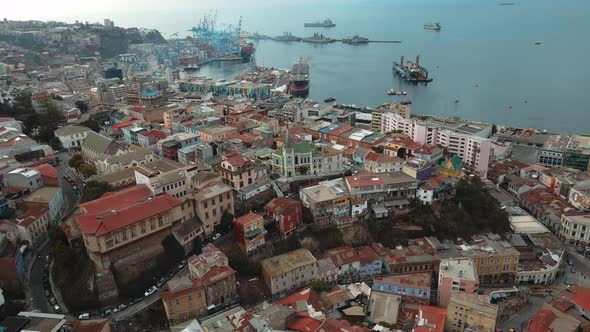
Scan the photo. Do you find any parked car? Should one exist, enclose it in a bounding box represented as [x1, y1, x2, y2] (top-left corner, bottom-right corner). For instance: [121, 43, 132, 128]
[102, 309, 113, 317]
[118, 303, 127, 310]
[144, 286, 157, 297]
[49, 297, 56, 305]
[212, 233, 221, 241]
[78, 313, 90, 320]
[54, 305, 61, 313]
[571, 266, 577, 273]
[44, 290, 50, 297]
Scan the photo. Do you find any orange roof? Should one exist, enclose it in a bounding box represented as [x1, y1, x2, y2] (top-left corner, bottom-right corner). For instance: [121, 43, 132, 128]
[34, 164, 58, 178]
[277, 287, 323, 313]
[346, 174, 383, 187]
[161, 279, 204, 301]
[13, 207, 49, 228]
[567, 285, 590, 313]
[364, 151, 381, 162]
[265, 197, 301, 215]
[288, 317, 323, 332]
[76, 190, 181, 236]
[234, 212, 262, 226]
[325, 246, 381, 266]
[80, 185, 153, 214]
[414, 305, 446, 332]
[224, 152, 252, 167]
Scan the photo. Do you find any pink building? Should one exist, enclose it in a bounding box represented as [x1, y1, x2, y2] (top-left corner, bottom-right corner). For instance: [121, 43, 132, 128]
[438, 258, 479, 307]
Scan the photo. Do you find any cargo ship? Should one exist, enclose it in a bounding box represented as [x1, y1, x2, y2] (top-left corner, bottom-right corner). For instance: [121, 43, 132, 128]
[304, 18, 336, 28]
[424, 23, 441, 31]
[392, 55, 433, 83]
[302, 33, 335, 44]
[240, 42, 255, 61]
[342, 35, 369, 44]
[289, 58, 309, 97]
[271, 32, 302, 42]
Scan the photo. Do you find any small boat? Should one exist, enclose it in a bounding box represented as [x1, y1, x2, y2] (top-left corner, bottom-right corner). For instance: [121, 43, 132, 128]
[400, 99, 412, 105]
[387, 89, 407, 96]
[324, 96, 336, 103]
[534, 42, 542, 45]
[424, 23, 441, 31]
[454, 97, 460, 103]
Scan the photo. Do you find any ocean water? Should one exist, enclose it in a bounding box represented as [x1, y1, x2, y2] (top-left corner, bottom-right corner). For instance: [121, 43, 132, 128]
[11, 0, 590, 133]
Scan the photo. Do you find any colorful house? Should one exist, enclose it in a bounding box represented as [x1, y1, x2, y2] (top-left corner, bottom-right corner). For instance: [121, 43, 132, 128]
[264, 198, 302, 238]
[440, 155, 463, 178]
[234, 212, 266, 255]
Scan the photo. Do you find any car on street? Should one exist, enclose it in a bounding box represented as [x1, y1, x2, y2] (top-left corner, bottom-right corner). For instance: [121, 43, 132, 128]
[101, 309, 112, 317]
[78, 313, 90, 320]
[571, 266, 577, 273]
[565, 278, 574, 285]
[53, 305, 61, 313]
[44, 290, 50, 297]
[212, 233, 221, 241]
[49, 297, 56, 305]
[144, 286, 157, 297]
[118, 304, 127, 310]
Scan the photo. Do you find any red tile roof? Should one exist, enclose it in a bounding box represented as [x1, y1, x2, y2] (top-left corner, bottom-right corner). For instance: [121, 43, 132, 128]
[526, 309, 557, 332]
[325, 246, 381, 266]
[145, 129, 167, 140]
[223, 152, 252, 167]
[13, 207, 49, 228]
[343, 146, 357, 155]
[265, 197, 301, 215]
[414, 144, 442, 156]
[34, 164, 58, 178]
[76, 187, 181, 236]
[288, 317, 323, 332]
[80, 185, 153, 214]
[364, 151, 381, 162]
[567, 285, 590, 314]
[112, 119, 140, 130]
[277, 287, 323, 313]
[234, 212, 263, 226]
[414, 305, 446, 332]
[322, 319, 369, 332]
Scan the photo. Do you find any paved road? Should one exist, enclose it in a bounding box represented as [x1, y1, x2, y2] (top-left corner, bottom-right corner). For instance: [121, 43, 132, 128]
[29, 245, 52, 313]
[502, 295, 552, 332]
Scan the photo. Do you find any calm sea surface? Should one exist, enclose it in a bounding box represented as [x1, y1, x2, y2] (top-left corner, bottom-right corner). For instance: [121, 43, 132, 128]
[35, 0, 590, 133]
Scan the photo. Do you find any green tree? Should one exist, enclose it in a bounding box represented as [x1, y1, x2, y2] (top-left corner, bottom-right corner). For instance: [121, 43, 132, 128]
[80, 181, 113, 203]
[36, 98, 65, 143]
[310, 279, 328, 293]
[68, 153, 84, 169]
[80, 118, 100, 133]
[79, 163, 97, 178]
[161, 234, 184, 262]
[302, 206, 314, 225]
[215, 211, 234, 234]
[299, 166, 309, 175]
[49, 137, 63, 150]
[228, 251, 261, 276]
[75, 100, 89, 113]
[22, 111, 39, 138]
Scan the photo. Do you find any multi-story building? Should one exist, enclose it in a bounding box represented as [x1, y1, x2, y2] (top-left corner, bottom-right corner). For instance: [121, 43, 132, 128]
[344, 173, 418, 211]
[81, 131, 127, 162]
[569, 180, 590, 211]
[233, 212, 266, 255]
[11, 206, 51, 246]
[3, 168, 43, 192]
[363, 152, 403, 174]
[55, 125, 92, 149]
[300, 178, 353, 225]
[372, 273, 432, 305]
[134, 158, 199, 199]
[563, 135, 590, 172]
[261, 248, 317, 299]
[96, 148, 155, 175]
[156, 132, 200, 161]
[444, 293, 498, 332]
[220, 153, 258, 192]
[187, 171, 234, 236]
[75, 185, 185, 275]
[372, 240, 438, 275]
[381, 113, 492, 177]
[197, 125, 238, 143]
[436, 234, 520, 285]
[161, 275, 207, 324]
[264, 197, 302, 237]
[438, 259, 479, 307]
[188, 244, 237, 307]
[22, 187, 65, 222]
[324, 246, 383, 282]
[560, 213, 590, 246]
[316, 256, 338, 286]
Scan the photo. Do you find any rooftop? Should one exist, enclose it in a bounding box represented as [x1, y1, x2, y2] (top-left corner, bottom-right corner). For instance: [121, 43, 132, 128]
[373, 272, 432, 289]
[261, 249, 316, 278]
[439, 259, 478, 281]
[23, 187, 60, 203]
[325, 246, 381, 266]
[234, 212, 262, 226]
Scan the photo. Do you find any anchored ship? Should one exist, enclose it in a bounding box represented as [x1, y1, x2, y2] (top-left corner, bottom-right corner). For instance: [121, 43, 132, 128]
[304, 18, 336, 28]
[289, 58, 310, 97]
[387, 89, 407, 96]
[424, 23, 441, 31]
[240, 42, 255, 61]
[302, 33, 335, 44]
[271, 32, 302, 42]
[343, 35, 369, 44]
[392, 55, 433, 84]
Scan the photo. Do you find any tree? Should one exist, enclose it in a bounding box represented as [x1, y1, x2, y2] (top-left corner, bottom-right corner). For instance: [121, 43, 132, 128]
[80, 181, 113, 203]
[310, 279, 328, 293]
[79, 163, 97, 178]
[299, 166, 309, 175]
[80, 118, 100, 133]
[228, 251, 261, 276]
[161, 235, 185, 263]
[215, 211, 234, 234]
[75, 100, 89, 113]
[49, 137, 63, 150]
[302, 206, 314, 225]
[68, 153, 84, 169]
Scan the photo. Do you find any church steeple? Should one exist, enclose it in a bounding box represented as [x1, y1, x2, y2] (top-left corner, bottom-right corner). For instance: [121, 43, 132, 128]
[284, 126, 293, 149]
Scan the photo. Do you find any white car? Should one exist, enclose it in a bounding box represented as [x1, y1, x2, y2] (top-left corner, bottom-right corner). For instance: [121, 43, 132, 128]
[79, 313, 90, 320]
[212, 233, 221, 241]
[144, 286, 157, 297]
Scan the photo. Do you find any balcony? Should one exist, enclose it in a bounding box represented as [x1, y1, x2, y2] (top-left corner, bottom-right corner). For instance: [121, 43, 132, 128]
[245, 227, 266, 239]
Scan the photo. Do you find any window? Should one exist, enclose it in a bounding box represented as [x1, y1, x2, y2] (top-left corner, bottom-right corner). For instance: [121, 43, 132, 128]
[131, 226, 136, 238]
[150, 220, 156, 230]
[205, 212, 209, 219]
[213, 209, 217, 217]
[141, 222, 146, 234]
[158, 216, 163, 227]
[122, 231, 127, 241]
[204, 201, 208, 208]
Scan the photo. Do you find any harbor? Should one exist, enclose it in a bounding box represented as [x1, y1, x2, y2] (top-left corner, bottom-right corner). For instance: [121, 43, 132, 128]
[250, 32, 401, 44]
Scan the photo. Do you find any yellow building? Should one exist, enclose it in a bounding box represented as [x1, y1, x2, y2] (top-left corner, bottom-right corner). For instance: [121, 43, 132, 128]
[445, 293, 498, 332]
[161, 275, 208, 324]
[234, 212, 266, 254]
